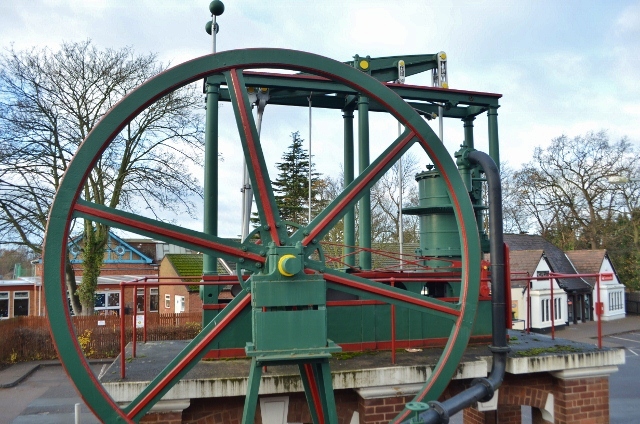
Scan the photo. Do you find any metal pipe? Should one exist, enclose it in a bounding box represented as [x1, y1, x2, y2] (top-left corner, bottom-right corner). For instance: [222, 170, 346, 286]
[358, 95, 371, 270]
[132, 284, 137, 358]
[143, 281, 148, 343]
[412, 150, 509, 423]
[343, 109, 355, 267]
[391, 278, 396, 365]
[550, 277, 555, 340]
[308, 93, 312, 224]
[488, 107, 500, 171]
[596, 274, 602, 348]
[398, 121, 403, 270]
[120, 283, 125, 379]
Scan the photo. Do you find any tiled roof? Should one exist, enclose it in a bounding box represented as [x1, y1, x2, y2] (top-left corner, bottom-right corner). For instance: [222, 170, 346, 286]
[503, 234, 592, 293]
[565, 250, 607, 285]
[508, 249, 544, 288]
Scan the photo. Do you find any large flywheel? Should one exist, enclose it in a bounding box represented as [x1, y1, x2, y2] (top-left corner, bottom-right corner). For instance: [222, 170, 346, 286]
[43, 49, 481, 423]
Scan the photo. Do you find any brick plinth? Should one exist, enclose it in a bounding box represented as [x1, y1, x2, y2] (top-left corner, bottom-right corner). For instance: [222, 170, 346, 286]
[140, 411, 183, 424]
[136, 370, 611, 424]
[358, 395, 414, 424]
[554, 376, 609, 424]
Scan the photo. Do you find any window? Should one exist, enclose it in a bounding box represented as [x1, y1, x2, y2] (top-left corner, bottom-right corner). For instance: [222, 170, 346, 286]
[136, 288, 145, 313]
[95, 293, 107, 308]
[545, 299, 549, 321]
[0, 292, 8, 318]
[165, 294, 171, 309]
[149, 288, 159, 312]
[95, 292, 120, 311]
[609, 291, 623, 311]
[536, 270, 549, 277]
[108, 293, 120, 308]
[14, 291, 29, 316]
[541, 298, 552, 322]
[555, 298, 561, 320]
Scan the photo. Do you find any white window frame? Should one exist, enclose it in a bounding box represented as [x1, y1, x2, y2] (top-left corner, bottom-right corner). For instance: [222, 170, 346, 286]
[136, 288, 145, 313]
[164, 294, 171, 309]
[13, 291, 29, 317]
[149, 288, 159, 312]
[95, 291, 120, 312]
[0, 292, 9, 319]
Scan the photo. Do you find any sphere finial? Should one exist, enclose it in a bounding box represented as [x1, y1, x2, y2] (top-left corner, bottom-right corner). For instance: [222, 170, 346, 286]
[209, 0, 225, 16]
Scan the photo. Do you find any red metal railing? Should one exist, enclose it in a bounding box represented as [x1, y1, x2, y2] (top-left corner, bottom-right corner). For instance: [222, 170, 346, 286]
[510, 272, 605, 347]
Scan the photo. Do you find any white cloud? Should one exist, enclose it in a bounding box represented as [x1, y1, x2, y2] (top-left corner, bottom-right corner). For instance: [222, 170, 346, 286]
[2, 0, 640, 239]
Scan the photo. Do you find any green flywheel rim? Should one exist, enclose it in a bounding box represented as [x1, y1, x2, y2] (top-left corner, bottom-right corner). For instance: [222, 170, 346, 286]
[43, 48, 481, 423]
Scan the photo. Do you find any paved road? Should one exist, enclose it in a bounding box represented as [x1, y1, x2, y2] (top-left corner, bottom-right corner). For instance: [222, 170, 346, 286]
[0, 364, 101, 424]
[607, 331, 640, 424]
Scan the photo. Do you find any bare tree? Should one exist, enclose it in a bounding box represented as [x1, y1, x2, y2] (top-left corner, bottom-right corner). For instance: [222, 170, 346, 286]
[506, 131, 634, 250]
[371, 153, 420, 243]
[0, 40, 204, 314]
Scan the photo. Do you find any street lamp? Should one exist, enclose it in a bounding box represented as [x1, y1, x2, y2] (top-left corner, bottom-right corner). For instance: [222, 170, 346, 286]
[608, 176, 640, 184]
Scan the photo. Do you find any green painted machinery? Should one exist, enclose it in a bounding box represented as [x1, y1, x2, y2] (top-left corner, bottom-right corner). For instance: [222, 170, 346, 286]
[42, 47, 501, 423]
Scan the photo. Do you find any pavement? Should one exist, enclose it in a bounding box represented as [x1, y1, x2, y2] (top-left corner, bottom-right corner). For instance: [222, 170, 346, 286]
[0, 359, 112, 389]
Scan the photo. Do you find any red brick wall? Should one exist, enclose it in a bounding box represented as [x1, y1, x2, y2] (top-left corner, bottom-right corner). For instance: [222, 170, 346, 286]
[140, 411, 183, 424]
[554, 376, 609, 424]
[358, 395, 415, 424]
[139, 371, 611, 424]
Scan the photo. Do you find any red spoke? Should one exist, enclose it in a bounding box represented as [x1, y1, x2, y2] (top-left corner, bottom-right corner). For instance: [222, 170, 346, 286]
[227, 68, 281, 245]
[126, 293, 251, 419]
[74, 200, 264, 264]
[323, 270, 460, 318]
[300, 130, 416, 246]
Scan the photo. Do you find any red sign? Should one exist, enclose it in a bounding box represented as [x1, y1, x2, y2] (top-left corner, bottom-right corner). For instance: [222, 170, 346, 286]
[601, 273, 614, 281]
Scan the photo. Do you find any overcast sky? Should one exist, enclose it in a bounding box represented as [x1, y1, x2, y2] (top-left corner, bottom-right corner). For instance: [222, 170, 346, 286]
[2, 0, 639, 238]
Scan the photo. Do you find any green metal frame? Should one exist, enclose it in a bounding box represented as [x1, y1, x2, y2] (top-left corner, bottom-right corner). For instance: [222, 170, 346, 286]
[43, 49, 482, 423]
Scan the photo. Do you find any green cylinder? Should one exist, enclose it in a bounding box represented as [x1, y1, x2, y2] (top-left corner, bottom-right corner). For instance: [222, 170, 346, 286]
[414, 168, 461, 258]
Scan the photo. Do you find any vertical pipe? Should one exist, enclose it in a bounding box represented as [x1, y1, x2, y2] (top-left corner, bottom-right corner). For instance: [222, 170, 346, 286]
[120, 283, 125, 379]
[358, 95, 371, 270]
[132, 284, 137, 358]
[463, 117, 475, 149]
[398, 122, 403, 270]
[75, 403, 81, 424]
[550, 278, 555, 340]
[391, 278, 396, 365]
[343, 109, 355, 268]
[308, 94, 313, 224]
[143, 281, 148, 343]
[438, 106, 444, 142]
[597, 274, 602, 348]
[527, 280, 531, 334]
[504, 244, 513, 329]
[488, 107, 500, 171]
[202, 80, 220, 326]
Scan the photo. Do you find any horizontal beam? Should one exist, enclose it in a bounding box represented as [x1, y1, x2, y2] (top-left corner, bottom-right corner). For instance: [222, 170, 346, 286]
[206, 71, 501, 116]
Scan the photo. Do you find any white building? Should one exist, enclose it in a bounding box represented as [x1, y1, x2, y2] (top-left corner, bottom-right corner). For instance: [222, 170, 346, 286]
[509, 249, 568, 332]
[566, 250, 625, 321]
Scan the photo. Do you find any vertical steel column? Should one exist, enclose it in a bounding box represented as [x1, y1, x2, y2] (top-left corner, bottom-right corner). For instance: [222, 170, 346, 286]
[343, 109, 355, 267]
[488, 107, 500, 171]
[463, 116, 475, 149]
[358, 96, 371, 270]
[203, 81, 220, 325]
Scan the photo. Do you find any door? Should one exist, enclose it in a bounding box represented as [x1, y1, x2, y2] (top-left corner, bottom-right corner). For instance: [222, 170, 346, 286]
[175, 295, 185, 313]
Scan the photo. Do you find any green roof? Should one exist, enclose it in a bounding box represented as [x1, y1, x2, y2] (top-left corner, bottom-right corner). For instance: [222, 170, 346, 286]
[165, 254, 203, 281]
[164, 253, 233, 279]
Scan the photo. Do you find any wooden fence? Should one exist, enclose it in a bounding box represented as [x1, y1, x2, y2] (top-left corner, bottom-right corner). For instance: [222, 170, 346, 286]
[0, 312, 202, 364]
